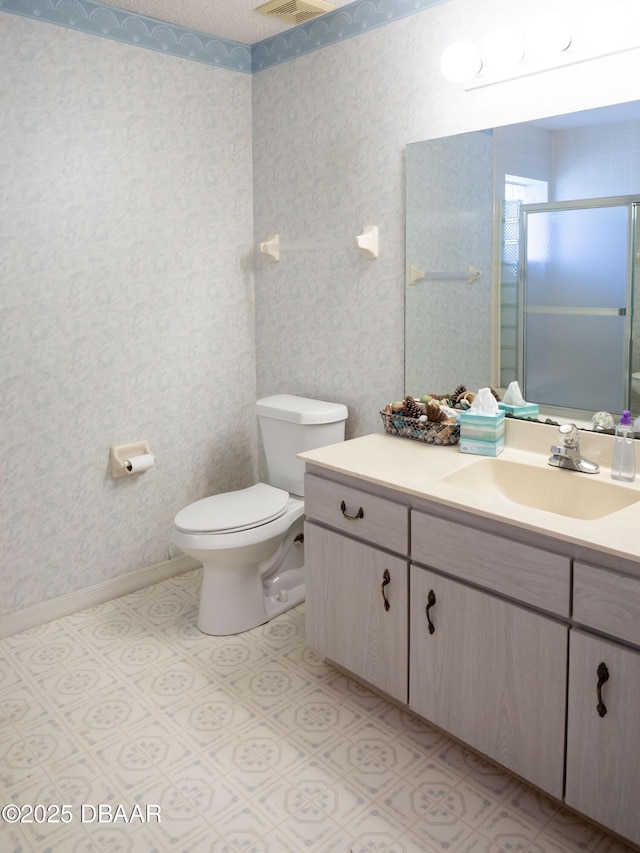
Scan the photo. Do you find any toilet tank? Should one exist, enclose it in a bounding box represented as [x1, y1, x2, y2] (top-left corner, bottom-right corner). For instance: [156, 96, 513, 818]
[256, 395, 348, 497]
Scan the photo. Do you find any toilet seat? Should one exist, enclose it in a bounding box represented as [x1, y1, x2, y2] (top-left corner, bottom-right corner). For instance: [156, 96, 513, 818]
[174, 483, 289, 535]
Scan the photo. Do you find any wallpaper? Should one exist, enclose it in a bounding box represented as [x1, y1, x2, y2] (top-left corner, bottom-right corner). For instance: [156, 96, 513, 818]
[3, 0, 640, 621]
[252, 0, 640, 439]
[1, 0, 448, 73]
[0, 14, 256, 617]
[404, 131, 494, 397]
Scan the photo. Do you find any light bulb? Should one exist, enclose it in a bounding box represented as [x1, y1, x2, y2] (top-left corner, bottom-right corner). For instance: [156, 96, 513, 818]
[481, 27, 525, 72]
[440, 41, 482, 83]
[526, 11, 572, 58]
[581, 1, 628, 50]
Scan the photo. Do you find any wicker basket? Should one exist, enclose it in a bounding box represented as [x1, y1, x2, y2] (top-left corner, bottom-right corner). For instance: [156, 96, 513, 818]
[380, 410, 460, 446]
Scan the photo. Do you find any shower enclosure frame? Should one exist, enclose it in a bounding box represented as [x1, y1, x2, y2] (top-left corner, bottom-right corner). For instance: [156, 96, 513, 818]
[517, 194, 639, 417]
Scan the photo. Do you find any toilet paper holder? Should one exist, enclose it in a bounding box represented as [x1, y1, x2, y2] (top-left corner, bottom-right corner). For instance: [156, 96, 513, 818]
[110, 441, 155, 478]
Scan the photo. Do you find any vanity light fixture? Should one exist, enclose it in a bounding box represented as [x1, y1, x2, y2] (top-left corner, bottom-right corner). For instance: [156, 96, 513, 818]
[441, 1, 640, 89]
[525, 11, 572, 58]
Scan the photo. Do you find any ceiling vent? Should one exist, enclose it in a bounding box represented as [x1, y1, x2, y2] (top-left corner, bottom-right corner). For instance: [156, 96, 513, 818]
[255, 0, 336, 26]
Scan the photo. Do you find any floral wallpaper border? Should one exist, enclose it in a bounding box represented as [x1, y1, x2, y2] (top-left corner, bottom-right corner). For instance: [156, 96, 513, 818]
[251, 0, 447, 71]
[1, 0, 447, 73]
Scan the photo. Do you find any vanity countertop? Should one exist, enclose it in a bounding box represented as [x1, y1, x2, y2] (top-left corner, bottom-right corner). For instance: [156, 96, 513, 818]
[299, 419, 640, 566]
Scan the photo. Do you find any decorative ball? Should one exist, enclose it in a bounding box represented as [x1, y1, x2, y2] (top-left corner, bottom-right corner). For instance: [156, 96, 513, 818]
[592, 411, 614, 431]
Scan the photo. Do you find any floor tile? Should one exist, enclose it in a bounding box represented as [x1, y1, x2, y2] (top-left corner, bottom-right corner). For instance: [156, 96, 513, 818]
[0, 567, 635, 853]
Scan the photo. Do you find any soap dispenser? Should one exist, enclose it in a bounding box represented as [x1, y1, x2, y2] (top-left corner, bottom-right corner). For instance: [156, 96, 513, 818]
[611, 410, 636, 482]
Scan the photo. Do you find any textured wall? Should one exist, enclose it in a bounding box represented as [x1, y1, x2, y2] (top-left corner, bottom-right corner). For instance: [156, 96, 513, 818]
[252, 0, 640, 439]
[0, 15, 255, 617]
[4, 0, 640, 620]
[405, 132, 494, 397]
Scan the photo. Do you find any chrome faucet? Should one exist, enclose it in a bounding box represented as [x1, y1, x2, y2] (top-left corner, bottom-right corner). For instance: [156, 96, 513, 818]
[549, 423, 600, 474]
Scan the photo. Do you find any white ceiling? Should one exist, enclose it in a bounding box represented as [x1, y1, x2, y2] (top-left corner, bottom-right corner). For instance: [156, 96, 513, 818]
[100, 0, 355, 44]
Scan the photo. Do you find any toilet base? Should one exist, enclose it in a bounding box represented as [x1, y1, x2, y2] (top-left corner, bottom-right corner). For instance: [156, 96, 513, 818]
[195, 517, 306, 636]
[264, 572, 305, 621]
[197, 566, 305, 636]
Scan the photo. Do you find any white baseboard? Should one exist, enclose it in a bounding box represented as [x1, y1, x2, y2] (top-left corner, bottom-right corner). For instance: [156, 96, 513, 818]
[0, 555, 201, 639]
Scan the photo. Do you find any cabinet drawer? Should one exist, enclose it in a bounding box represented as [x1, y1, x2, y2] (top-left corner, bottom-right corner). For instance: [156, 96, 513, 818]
[304, 473, 408, 554]
[411, 510, 570, 616]
[574, 562, 640, 647]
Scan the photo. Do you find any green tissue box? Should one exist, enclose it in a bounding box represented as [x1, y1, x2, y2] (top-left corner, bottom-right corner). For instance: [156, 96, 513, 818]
[459, 411, 505, 457]
[498, 402, 539, 418]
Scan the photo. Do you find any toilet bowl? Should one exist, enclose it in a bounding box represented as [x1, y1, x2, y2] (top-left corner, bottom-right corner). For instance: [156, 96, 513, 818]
[172, 395, 348, 635]
[173, 483, 305, 635]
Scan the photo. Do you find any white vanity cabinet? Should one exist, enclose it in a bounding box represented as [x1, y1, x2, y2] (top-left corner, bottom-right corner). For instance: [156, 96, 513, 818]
[565, 563, 640, 846]
[303, 473, 410, 703]
[410, 511, 569, 800]
[302, 457, 640, 845]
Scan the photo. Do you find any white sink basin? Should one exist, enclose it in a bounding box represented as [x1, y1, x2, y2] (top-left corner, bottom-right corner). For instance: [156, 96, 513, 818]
[443, 458, 640, 520]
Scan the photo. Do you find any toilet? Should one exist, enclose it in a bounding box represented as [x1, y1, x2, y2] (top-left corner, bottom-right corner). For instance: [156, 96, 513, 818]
[172, 395, 348, 635]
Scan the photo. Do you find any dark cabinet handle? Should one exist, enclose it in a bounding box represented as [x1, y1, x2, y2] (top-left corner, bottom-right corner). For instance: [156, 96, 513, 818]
[425, 589, 436, 634]
[340, 500, 363, 520]
[597, 661, 609, 717]
[381, 569, 390, 611]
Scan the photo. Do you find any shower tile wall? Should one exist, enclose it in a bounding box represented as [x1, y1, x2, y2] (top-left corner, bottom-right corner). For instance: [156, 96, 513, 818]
[552, 118, 640, 201]
[494, 123, 553, 191]
[0, 14, 256, 619]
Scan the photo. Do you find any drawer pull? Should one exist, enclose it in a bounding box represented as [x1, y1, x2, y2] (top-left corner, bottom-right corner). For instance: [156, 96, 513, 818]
[596, 661, 609, 717]
[381, 569, 391, 611]
[425, 589, 436, 634]
[340, 500, 364, 520]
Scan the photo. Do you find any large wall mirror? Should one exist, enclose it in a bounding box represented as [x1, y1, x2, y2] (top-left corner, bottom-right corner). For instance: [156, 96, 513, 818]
[405, 99, 640, 421]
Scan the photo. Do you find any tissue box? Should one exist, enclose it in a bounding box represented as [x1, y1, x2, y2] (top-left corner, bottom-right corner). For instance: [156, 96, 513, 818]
[459, 411, 505, 456]
[498, 402, 539, 419]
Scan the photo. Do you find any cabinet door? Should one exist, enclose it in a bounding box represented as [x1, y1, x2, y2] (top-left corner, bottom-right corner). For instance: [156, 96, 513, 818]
[566, 630, 640, 846]
[410, 566, 567, 799]
[305, 521, 408, 703]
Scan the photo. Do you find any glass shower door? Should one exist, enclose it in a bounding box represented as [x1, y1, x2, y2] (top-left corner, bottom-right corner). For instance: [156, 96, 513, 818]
[520, 199, 634, 414]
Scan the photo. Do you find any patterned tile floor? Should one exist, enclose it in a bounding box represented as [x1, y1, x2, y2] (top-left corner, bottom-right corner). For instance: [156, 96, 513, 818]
[0, 568, 634, 853]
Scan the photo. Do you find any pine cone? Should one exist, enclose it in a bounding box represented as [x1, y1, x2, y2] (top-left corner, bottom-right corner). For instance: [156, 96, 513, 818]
[425, 401, 447, 423]
[403, 395, 423, 419]
[451, 384, 467, 406]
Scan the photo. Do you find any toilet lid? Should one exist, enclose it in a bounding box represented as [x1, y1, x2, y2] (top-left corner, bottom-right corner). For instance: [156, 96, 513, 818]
[174, 483, 290, 534]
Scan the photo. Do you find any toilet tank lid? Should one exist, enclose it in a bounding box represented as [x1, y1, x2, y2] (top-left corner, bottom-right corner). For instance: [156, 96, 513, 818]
[256, 395, 348, 424]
